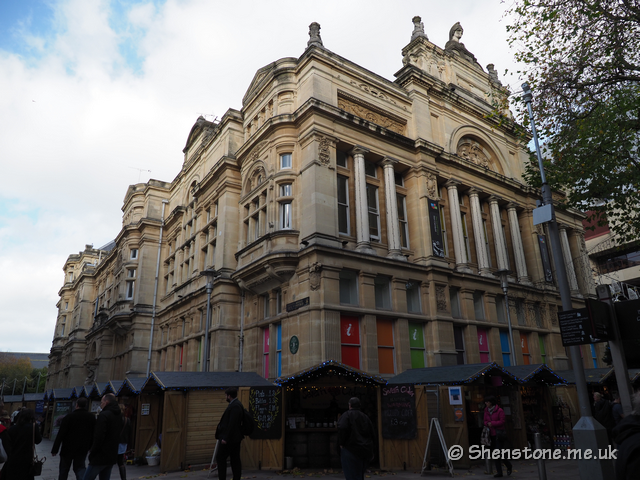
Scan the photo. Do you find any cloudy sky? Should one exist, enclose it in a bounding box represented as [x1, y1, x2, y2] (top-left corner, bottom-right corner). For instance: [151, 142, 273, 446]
[0, 0, 523, 354]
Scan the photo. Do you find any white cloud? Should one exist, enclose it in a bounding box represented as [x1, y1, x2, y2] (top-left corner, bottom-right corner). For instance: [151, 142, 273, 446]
[0, 0, 523, 353]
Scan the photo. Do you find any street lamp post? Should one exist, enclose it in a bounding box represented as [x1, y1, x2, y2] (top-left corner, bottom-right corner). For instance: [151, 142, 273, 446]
[522, 83, 613, 479]
[201, 269, 220, 372]
[495, 269, 517, 366]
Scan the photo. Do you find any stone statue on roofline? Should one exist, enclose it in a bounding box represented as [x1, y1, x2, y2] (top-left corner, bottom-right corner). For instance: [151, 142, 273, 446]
[411, 16, 428, 41]
[308, 22, 323, 48]
[444, 22, 481, 68]
[487, 64, 502, 85]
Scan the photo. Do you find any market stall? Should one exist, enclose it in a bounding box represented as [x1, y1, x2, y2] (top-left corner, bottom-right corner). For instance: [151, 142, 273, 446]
[275, 360, 386, 470]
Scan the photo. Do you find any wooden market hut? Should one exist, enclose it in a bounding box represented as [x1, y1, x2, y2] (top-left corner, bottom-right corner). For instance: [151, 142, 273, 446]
[132, 371, 275, 472]
[387, 362, 519, 468]
[275, 360, 387, 470]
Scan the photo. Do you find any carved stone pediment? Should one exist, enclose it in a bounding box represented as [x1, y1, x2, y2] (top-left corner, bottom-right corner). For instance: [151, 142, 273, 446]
[456, 139, 493, 170]
[337, 92, 406, 135]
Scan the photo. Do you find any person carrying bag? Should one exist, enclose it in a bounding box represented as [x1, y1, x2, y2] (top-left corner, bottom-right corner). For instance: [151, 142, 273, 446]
[31, 423, 46, 477]
[483, 396, 512, 478]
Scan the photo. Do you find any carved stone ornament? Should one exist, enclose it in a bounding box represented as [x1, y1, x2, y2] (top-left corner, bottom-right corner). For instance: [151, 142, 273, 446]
[426, 172, 438, 199]
[248, 140, 269, 163]
[309, 262, 322, 290]
[349, 80, 397, 105]
[338, 95, 405, 135]
[436, 285, 447, 312]
[318, 136, 331, 166]
[411, 16, 428, 41]
[457, 140, 492, 169]
[308, 22, 323, 47]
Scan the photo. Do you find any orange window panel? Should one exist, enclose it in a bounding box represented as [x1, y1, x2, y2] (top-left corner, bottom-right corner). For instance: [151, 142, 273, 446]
[376, 319, 394, 347]
[378, 347, 395, 374]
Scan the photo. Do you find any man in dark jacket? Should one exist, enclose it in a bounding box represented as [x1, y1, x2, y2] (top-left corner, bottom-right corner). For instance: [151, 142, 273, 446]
[215, 388, 244, 480]
[613, 391, 640, 480]
[337, 397, 375, 480]
[51, 397, 96, 480]
[593, 392, 615, 442]
[84, 393, 122, 480]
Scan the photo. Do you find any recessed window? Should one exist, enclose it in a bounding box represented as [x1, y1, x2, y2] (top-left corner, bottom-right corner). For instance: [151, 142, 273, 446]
[364, 160, 377, 177]
[539, 335, 547, 365]
[280, 153, 292, 169]
[454, 326, 466, 365]
[339, 270, 359, 305]
[450, 287, 461, 318]
[397, 194, 409, 249]
[406, 282, 421, 313]
[275, 289, 282, 315]
[366, 184, 380, 240]
[496, 295, 507, 324]
[374, 276, 391, 310]
[394, 172, 404, 187]
[521, 333, 531, 365]
[130, 248, 138, 260]
[262, 294, 270, 319]
[337, 150, 348, 168]
[341, 316, 361, 369]
[279, 202, 292, 229]
[280, 183, 292, 196]
[473, 291, 485, 320]
[337, 175, 350, 235]
[516, 299, 526, 325]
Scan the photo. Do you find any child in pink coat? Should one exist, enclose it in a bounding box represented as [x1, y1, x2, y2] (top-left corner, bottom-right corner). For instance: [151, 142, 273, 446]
[483, 395, 512, 477]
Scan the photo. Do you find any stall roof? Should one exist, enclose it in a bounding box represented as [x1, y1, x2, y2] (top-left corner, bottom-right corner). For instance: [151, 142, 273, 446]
[51, 388, 76, 400]
[95, 382, 113, 396]
[109, 380, 124, 394]
[144, 371, 275, 391]
[23, 393, 45, 402]
[387, 363, 518, 386]
[75, 385, 91, 397]
[2, 394, 23, 404]
[275, 360, 387, 387]
[118, 377, 147, 395]
[630, 369, 640, 383]
[554, 368, 613, 385]
[504, 364, 568, 385]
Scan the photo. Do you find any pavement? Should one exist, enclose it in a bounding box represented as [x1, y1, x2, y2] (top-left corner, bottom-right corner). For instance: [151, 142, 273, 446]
[35, 438, 584, 480]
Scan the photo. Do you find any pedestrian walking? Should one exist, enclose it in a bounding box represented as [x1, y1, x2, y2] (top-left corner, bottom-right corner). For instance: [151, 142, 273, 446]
[0, 409, 42, 480]
[483, 396, 512, 478]
[215, 388, 244, 480]
[116, 405, 132, 480]
[337, 397, 376, 480]
[84, 394, 122, 480]
[51, 397, 96, 480]
[612, 393, 625, 426]
[613, 391, 640, 480]
[593, 392, 615, 442]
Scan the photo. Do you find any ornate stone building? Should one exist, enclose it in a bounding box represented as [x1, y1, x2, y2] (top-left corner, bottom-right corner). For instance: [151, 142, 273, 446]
[47, 18, 603, 389]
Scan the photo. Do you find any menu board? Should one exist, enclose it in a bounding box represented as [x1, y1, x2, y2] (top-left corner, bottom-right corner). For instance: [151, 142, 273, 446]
[249, 386, 282, 439]
[380, 384, 416, 439]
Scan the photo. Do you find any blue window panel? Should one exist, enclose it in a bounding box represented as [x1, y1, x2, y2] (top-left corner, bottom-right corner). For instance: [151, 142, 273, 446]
[500, 331, 511, 367]
[590, 344, 598, 369]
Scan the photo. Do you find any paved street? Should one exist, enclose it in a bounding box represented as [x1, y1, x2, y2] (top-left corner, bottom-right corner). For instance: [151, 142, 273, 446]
[35, 437, 583, 480]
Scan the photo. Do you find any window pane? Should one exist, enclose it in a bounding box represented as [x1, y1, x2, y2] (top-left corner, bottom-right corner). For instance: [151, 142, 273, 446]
[280, 153, 292, 169]
[280, 183, 292, 196]
[477, 328, 490, 363]
[450, 288, 461, 318]
[378, 347, 395, 374]
[473, 292, 485, 320]
[408, 322, 424, 349]
[406, 283, 421, 313]
[410, 349, 425, 369]
[397, 194, 409, 249]
[365, 161, 377, 177]
[337, 150, 347, 168]
[338, 175, 349, 235]
[339, 270, 358, 305]
[374, 276, 391, 309]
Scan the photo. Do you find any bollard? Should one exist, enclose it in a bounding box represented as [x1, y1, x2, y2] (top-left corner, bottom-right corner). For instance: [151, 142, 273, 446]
[534, 433, 547, 480]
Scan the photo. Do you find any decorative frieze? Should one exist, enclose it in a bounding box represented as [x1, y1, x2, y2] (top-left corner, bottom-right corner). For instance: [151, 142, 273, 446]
[338, 93, 406, 135]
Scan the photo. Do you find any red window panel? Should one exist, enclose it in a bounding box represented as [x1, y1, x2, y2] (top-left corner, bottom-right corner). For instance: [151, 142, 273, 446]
[477, 328, 490, 363]
[341, 345, 360, 370]
[341, 316, 360, 345]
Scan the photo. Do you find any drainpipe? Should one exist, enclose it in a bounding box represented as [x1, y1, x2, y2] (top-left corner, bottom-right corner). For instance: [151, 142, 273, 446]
[239, 291, 245, 372]
[146, 199, 169, 377]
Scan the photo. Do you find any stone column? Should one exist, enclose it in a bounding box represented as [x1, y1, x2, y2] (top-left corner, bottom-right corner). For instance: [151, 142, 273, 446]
[445, 180, 471, 272]
[382, 157, 406, 261]
[489, 196, 509, 271]
[468, 188, 491, 276]
[507, 203, 531, 284]
[351, 146, 375, 254]
[570, 230, 596, 296]
[559, 226, 580, 292]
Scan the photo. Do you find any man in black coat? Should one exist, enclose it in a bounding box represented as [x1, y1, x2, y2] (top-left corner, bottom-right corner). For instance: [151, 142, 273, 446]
[338, 397, 376, 480]
[84, 393, 122, 480]
[215, 388, 244, 480]
[51, 397, 96, 480]
[613, 391, 640, 480]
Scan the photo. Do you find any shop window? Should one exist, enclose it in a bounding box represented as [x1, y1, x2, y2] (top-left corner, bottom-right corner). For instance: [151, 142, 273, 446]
[496, 295, 507, 324]
[406, 282, 421, 314]
[539, 335, 547, 365]
[473, 291, 485, 320]
[340, 316, 360, 369]
[377, 319, 395, 374]
[397, 194, 409, 249]
[263, 327, 270, 378]
[408, 322, 425, 368]
[450, 287, 462, 318]
[374, 276, 391, 310]
[337, 175, 350, 235]
[276, 324, 282, 377]
[339, 270, 359, 305]
[521, 333, 531, 365]
[454, 326, 466, 365]
[500, 331, 512, 367]
[590, 344, 598, 368]
[477, 328, 490, 363]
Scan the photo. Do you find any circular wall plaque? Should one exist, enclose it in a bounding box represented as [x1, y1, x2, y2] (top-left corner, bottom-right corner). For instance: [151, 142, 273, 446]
[289, 335, 299, 354]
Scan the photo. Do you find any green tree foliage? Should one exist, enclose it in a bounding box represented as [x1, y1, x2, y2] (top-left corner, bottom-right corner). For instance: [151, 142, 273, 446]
[0, 353, 47, 395]
[506, 0, 640, 243]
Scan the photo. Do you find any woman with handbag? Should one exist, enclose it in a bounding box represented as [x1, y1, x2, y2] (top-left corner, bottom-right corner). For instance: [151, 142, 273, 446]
[0, 409, 42, 480]
[483, 396, 512, 478]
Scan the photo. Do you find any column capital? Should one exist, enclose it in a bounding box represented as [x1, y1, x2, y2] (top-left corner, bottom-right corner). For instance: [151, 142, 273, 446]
[506, 202, 520, 211]
[468, 187, 483, 196]
[445, 178, 461, 189]
[350, 145, 369, 157]
[381, 156, 399, 167]
[488, 194, 502, 204]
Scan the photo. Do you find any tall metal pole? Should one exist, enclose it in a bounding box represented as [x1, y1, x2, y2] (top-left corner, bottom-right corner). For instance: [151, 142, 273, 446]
[147, 199, 168, 377]
[522, 83, 613, 479]
[498, 270, 517, 366]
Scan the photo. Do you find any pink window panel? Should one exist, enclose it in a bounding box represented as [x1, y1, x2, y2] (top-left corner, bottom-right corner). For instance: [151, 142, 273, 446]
[477, 328, 490, 363]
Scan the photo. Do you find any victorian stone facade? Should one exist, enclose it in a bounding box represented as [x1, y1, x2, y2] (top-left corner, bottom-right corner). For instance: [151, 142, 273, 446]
[46, 18, 604, 390]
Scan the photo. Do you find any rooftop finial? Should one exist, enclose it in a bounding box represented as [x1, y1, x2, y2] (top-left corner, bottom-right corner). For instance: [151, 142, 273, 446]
[308, 22, 323, 48]
[411, 16, 428, 41]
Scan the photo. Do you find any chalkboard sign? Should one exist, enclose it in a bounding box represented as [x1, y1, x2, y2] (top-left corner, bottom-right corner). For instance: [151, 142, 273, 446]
[380, 384, 416, 439]
[249, 386, 282, 439]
